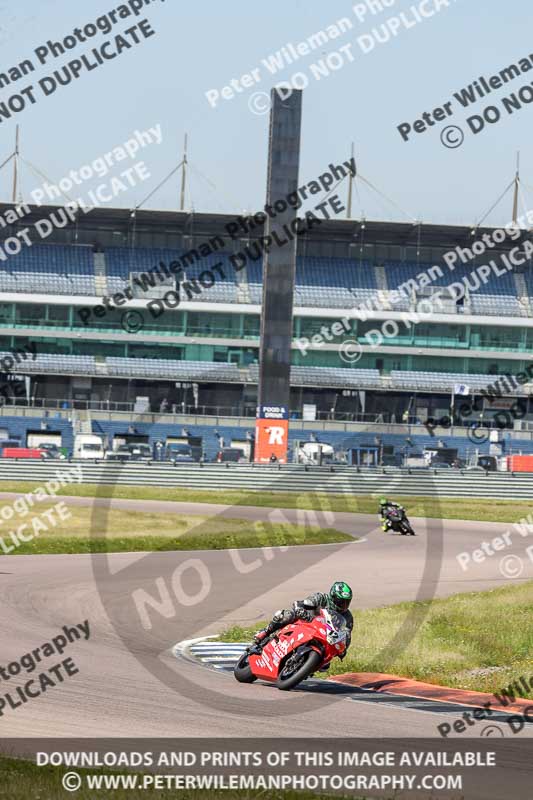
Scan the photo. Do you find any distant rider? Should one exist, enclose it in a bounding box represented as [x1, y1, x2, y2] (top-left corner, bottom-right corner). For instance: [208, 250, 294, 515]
[379, 497, 405, 532]
[251, 581, 354, 659]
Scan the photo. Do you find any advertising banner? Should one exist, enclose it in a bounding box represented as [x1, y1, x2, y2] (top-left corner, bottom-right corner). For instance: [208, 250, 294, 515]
[255, 408, 289, 463]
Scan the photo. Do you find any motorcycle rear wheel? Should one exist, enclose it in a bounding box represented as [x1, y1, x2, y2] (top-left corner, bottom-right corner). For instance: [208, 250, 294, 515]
[276, 649, 322, 691]
[234, 653, 256, 683]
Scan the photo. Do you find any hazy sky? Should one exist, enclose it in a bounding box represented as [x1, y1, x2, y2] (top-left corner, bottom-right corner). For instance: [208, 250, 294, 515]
[1, 0, 532, 227]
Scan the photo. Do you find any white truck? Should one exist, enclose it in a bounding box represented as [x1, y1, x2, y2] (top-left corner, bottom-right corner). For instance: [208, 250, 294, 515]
[73, 434, 105, 460]
[296, 441, 335, 465]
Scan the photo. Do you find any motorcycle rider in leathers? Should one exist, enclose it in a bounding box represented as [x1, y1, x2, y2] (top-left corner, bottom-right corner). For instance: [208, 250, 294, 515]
[379, 497, 405, 532]
[250, 581, 354, 659]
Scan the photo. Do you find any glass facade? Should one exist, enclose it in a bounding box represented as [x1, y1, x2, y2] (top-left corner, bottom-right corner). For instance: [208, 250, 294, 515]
[1, 302, 531, 374]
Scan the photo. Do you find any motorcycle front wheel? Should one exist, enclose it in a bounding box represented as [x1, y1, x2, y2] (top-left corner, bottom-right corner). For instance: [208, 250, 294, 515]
[276, 649, 322, 691]
[234, 653, 256, 683]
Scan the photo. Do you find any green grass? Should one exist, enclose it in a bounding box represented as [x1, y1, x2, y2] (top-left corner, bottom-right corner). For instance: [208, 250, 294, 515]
[7, 525, 350, 555]
[0, 480, 530, 522]
[0, 755, 364, 800]
[0, 503, 352, 555]
[221, 581, 533, 697]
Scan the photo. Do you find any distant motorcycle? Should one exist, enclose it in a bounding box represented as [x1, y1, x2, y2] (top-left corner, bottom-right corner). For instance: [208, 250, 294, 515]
[383, 507, 415, 536]
[234, 608, 348, 691]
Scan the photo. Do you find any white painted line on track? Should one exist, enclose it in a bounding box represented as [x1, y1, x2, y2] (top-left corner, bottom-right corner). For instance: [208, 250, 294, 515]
[224, 537, 368, 554]
[199, 656, 244, 663]
[173, 636, 533, 729]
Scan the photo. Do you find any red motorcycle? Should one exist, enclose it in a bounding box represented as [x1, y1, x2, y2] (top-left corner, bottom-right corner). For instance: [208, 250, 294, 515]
[234, 608, 348, 691]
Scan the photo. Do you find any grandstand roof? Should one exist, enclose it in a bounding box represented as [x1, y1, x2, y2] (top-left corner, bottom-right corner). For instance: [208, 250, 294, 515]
[0, 202, 528, 250]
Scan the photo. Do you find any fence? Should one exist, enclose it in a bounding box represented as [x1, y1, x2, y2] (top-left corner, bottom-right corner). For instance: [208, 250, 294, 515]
[0, 461, 531, 499]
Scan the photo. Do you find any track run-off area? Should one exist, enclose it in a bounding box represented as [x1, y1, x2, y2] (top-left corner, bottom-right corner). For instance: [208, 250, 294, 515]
[0, 494, 531, 745]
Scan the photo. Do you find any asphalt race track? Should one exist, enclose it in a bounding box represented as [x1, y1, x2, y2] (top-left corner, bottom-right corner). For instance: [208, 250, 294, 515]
[1, 495, 532, 746]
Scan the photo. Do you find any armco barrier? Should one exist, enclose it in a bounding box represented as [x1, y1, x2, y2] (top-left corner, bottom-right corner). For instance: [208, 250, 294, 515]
[0, 460, 531, 499]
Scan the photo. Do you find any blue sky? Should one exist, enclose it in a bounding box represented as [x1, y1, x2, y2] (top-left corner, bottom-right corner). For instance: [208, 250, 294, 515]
[1, 0, 532, 227]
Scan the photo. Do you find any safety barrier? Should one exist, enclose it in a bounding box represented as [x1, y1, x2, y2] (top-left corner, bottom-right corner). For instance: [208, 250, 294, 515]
[0, 460, 531, 499]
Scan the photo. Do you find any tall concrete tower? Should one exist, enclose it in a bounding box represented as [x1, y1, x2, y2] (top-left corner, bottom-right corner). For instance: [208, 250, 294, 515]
[255, 89, 303, 464]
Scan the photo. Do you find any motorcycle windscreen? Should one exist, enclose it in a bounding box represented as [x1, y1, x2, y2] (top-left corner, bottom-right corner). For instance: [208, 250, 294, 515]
[324, 611, 348, 643]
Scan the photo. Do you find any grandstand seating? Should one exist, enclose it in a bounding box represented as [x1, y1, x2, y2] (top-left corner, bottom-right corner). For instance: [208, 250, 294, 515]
[247, 364, 380, 388]
[386, 260, 524, 316]
[105, 357, 242, 382]
[248, 257, 377, 307]
[102, 251, 529, 317]
[0, 353, 96, 374]
[470, 295, 524, 316]
[247, 262, 263, 305]
[105, 248, 238, 304]
[290, 366, 380, 388]
[387, 260, 516, 294]
[522, 269, 533, 297]
[390, 370, 533, 393]
[0, 244, 96, 295]
[4, 353, 380, 387]
[5, 221, 533, 463]
[0, 244, 528, 321]
[5, 351, 532, 394]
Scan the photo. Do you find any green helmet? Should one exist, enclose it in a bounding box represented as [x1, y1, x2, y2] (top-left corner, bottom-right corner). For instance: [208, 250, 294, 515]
[379, 497, 388, 505]
[328, 581, 353, 613]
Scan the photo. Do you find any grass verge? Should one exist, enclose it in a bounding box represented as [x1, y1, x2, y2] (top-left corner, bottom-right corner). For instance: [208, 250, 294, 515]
[0, 504, 352, 555]
[0, 480, 529, 522]
[220, 581, 533, 697]
[0, 755, 363, 800]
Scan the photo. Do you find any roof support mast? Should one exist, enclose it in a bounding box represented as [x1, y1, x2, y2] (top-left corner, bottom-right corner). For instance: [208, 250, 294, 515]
[346, 141, 354, 219]
[180, 133, 188, 211]
[512, 151, 520, 225]
[12, 125, 20, 204]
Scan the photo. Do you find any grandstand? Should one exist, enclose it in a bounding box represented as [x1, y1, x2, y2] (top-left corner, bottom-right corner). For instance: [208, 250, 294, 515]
[0, 203, 533, 462]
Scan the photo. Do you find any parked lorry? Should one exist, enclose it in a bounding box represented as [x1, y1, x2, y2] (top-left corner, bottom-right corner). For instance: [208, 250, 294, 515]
[1, 448, 44, 459]
[295, 441, 335, 466]
[507, 455, 533, 473]
[73, 434, 105, 459]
